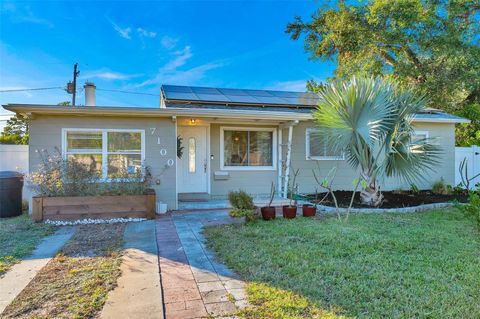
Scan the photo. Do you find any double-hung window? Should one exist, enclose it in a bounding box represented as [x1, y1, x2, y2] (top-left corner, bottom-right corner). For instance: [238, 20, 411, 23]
[220, 127, 276, 170]
[63, 129, 145, 179]
[306, 128, 344, 160]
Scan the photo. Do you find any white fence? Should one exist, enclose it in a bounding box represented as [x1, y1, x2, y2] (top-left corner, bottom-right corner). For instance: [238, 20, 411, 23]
[455, 145, 480, 190]
[0, 144, 30, 200]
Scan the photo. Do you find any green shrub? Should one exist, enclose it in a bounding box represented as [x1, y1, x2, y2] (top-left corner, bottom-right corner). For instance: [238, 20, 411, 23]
[458, 188, 480, 229]
[29, 149, 152, 197]
[228, 190, 254, 210]
[432, 178, 451, 195]
[229, 208, 256, 222]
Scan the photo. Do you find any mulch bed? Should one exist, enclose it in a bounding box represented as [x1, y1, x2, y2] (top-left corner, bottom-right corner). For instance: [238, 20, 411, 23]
[308, 190, 469, 209]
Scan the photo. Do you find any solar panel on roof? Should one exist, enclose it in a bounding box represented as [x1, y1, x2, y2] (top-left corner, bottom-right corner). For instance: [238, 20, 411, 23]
[270, 91, 302, 98]
[195, 93, 231, 102]
[165, 92, 198, 100]
[218, 88, 249, 96]
[191, 87, 221, 95]
[162, 85, 193, 93]
[225, 95, 260, 103]
[162, 84, 319, 107]
[243, 89, 274, 97]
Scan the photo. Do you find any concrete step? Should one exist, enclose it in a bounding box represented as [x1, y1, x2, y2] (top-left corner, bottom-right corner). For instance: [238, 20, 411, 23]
[177, 197, 292, 211]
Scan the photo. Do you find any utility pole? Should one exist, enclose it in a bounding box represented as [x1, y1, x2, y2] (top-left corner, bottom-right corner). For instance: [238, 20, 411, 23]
[72, 63, 80, 106]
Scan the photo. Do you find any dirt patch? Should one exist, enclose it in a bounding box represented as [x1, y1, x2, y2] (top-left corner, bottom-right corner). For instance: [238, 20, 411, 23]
[308, 190, 469, 209]
[62, 224, 125, 257]
[2, 223, 125, 319]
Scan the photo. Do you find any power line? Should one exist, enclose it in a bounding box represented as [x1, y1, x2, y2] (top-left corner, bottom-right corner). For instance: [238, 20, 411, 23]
[96, 88, 160, 96]
[0, 87, 64, 93]
[0, 86, 160, 97]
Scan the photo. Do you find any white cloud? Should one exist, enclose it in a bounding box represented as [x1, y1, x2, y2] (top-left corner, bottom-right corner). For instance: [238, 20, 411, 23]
[136, 46, 224, 87]
[160, 36, 178, 49]
[81, 70, 142, 81]
[266, 80, 308, 92]
[1, 3, 53, 28]
[137, 27, 157, 38]
[109, 20, 131, 39]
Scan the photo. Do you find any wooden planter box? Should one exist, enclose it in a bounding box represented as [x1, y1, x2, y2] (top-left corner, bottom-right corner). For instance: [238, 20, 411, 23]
[32, 189, 156, 222]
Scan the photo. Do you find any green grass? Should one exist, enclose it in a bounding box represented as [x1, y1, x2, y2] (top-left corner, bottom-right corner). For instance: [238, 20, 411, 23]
[205, 209, 480, 319]
[0, 213, 54, 275]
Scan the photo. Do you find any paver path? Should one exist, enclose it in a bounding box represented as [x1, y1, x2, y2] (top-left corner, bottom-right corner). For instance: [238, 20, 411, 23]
[0, 226, 75, 314]
[157, 211, 246, 319]
[101, 221, 164, 319]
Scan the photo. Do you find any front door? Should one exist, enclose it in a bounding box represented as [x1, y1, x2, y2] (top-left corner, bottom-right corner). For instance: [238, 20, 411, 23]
[178, 126, 208, 193]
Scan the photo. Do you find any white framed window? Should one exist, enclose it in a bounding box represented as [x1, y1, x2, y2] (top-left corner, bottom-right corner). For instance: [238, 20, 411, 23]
[412, 130, 429, 143]
[62, 128, 145, 180]
[220, 126, 277, 170]
[305, 128, 344, 160]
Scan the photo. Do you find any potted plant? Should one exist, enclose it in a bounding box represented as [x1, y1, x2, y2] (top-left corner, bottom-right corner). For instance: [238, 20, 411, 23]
[261, 182, 276, 220]
[282, 168, 299, 219]
[302, 187, 317, 217]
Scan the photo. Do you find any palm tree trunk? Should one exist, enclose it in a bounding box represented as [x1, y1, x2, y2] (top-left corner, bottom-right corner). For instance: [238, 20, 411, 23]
[360, 178, 384, 207]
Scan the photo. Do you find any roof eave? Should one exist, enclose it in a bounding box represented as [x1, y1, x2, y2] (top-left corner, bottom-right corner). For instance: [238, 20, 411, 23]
[3, 104, 470, 124]
[412, 117, 470, 124]
[2, 104, 312, 121]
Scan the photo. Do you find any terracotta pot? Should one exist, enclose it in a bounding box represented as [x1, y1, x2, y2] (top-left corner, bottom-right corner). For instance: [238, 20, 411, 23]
[261, 206, 276, 220]
[302, 204, 316, 217]
[282, 205, 297, 219]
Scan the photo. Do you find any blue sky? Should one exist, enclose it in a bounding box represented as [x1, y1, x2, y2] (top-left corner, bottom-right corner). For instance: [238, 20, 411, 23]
[0, 1, 335, 113]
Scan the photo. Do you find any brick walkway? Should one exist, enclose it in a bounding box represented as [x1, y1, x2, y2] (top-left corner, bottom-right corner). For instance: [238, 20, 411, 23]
[156, 211, 246, 319]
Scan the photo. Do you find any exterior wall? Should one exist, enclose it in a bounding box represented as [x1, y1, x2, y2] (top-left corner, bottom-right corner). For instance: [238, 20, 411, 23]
[288, 120, 456, 194]
[28, 115, 177, 209]
[209, 123, 278, 198]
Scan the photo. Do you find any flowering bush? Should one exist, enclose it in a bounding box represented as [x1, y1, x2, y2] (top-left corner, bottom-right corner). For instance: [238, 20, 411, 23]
[29, 149, 152, 197]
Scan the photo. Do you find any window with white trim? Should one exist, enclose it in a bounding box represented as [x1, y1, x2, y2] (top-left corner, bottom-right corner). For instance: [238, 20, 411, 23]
[220, 127, 276, 170]
[412, 130, 429, 143]
[64, 129, 145, 179]
[306, 128, 344, 160]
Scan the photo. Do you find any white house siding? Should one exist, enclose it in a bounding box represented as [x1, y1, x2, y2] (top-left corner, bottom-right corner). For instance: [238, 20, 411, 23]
[287, 121, 456, 194]
[28, 115, 177, 209]
[209, 123, 278, 198]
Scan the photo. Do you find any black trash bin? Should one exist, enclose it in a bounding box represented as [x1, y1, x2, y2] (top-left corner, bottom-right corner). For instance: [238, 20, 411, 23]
[0, 171, 24, 218]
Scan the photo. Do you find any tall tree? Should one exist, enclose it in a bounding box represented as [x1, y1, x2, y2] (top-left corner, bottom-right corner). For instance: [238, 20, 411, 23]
[287, 0, 480, 145]
[0, 114, 29, 145]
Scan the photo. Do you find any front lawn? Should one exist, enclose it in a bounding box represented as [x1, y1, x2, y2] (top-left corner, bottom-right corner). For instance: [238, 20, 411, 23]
[2, 223, 125, 319]
[0, 214, 54, 275]
[205, 209, 480, 319]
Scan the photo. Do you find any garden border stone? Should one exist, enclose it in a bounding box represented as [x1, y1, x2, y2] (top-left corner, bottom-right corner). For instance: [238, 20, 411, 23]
[314, 202, 457, 214]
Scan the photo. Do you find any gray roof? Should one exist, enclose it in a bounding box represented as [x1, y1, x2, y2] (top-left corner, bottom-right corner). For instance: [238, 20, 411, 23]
[413, 110, 467, 122]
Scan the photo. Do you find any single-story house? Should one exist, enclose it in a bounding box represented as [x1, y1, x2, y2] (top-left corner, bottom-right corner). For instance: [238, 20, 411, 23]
[3, 83, 469, 211]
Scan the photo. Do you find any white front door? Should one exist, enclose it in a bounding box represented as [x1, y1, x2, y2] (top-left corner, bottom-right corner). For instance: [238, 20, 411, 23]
[178, 126, 208, 193]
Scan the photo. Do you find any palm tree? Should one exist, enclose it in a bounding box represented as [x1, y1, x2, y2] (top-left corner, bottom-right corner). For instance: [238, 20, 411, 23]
[313, 77, 442, 207]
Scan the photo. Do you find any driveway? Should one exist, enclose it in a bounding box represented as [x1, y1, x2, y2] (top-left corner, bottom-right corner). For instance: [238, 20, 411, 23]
[156, 210, 246, 319]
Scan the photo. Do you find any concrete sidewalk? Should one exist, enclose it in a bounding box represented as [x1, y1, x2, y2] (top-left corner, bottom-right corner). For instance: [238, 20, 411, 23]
[0, 226, 75, 314]
[101, 221, 164, 319]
